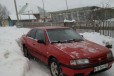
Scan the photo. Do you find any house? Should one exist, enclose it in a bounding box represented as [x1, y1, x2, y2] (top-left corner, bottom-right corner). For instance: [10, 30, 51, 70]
[8, 15, 37, 26]
[18, 3, 50, 22]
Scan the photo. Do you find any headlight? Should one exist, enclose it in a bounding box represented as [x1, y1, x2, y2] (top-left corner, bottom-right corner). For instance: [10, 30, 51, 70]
[70, 59, 89, 65]
[107, 51, 113, 59]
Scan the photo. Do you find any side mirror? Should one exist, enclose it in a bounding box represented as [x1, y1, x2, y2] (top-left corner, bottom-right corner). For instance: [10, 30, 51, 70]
[38, 40, 46, 44]
[106, 45, 112, 49]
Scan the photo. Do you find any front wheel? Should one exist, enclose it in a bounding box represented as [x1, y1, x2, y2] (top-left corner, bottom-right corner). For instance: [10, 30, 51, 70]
[49, 58, 63, 76]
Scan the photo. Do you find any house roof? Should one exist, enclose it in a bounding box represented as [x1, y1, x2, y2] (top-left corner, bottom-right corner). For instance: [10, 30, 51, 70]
[9, 15, 36, 20]
[18, 3, 49, 17]
[19, 3, 46, 15]
[64, 19, 76, 22]
[18, 3, 40, 14]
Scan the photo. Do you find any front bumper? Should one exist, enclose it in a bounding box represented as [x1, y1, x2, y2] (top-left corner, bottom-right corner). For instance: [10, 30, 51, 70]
[61, 57, 114, 76]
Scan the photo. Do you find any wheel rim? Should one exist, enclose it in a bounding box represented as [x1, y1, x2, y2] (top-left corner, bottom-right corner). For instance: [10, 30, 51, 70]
[51, 62, 59, 76]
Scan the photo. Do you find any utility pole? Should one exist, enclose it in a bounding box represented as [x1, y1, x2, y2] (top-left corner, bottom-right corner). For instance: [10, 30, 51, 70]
[42, 0, 45, 22]
[65, 0, 69, 11]
[65, 0, 69, 20]
[28, 11, 30, 22]
[14, 0, 19, 23]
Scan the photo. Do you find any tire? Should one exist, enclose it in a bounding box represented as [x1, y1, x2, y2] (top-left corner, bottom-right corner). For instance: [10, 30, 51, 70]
[49, 58, 63, 76]
[23, 46, 33, 59]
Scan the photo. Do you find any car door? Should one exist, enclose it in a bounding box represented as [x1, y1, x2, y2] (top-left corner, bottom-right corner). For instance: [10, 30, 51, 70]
[32, 29, 48, 63]
[26, 29, 37, 53]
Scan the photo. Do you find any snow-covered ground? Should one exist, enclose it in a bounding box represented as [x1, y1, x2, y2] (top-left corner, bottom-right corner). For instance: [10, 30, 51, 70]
[0, 26, 113, 76]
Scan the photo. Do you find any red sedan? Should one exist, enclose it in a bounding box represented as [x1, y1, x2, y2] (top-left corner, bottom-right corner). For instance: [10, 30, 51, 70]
[21, 26, 114, 76]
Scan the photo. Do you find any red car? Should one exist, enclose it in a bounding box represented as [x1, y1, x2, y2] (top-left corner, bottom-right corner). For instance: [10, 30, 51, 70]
[21, 26, 114, 76]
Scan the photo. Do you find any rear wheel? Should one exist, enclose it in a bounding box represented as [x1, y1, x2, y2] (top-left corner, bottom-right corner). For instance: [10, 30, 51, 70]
[23, 46, 33, 59]
[49, 58, 63, 76]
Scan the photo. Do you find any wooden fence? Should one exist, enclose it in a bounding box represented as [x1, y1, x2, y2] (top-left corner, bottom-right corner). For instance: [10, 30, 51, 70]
[17, 21, 114, 38]
[65, 21, 114, 38]
[16, 22, 64, 28]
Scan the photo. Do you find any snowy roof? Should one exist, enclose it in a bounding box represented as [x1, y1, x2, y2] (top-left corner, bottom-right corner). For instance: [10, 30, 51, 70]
[18, 3, 49, 17]
[107, 18, 114, 21]
[9, 15, 36, 20]
[19, 3, 46, 15]
[112, 7, 114, 9]
[19, 3, 39, 14]
[64, 19, 76, 22]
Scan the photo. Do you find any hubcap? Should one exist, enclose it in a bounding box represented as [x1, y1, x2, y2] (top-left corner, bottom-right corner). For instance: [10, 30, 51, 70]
[51, 62, 59, 76]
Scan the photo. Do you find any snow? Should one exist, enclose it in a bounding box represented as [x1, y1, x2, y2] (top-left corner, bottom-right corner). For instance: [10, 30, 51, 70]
[0, 26, 30, 76]
[18, 3, 40, 15]
[81, 32, 113, 47]
[64, 19, 76, 22]
[25, 60, 50, 76]
[56, 41, 101, 54]
[0, 26, 114, 76]
[107, 18, 114, 21]
[18, 3, 47, 17]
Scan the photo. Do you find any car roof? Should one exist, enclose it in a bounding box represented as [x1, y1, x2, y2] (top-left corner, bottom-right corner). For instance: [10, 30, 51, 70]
[34, 26, 69, 30]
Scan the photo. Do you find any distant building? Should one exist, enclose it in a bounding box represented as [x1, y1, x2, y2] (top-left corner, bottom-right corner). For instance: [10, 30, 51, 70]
[50, 6, 114, 22]
[19, 3, 50, 22]
[8, 15, 37, 26]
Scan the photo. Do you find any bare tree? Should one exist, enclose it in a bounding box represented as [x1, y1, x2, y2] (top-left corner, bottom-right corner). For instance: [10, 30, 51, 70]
[0, 4, 9, 21]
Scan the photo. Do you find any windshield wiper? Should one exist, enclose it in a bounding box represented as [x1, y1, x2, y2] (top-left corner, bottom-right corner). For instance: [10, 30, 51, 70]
[51, 40, 67, 44]
[67, 39, 83, 43]
[51, 39, 83, 44]
[51, 41, 59, 44]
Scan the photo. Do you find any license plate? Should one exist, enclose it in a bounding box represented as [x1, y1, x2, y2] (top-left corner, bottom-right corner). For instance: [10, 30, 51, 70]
[94, 64, 108, 72]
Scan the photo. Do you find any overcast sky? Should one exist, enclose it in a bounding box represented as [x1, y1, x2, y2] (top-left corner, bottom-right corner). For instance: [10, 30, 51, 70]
[0, 0, 114, 14]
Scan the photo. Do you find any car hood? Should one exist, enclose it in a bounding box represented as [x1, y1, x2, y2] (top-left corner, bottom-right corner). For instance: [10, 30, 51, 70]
[53, 40, 109, 59]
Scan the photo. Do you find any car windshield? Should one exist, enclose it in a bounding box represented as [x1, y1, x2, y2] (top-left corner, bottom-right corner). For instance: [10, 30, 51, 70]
[47, 28, 83, 43]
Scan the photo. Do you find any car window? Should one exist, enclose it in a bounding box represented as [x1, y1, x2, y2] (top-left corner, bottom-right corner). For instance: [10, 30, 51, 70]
[35, 30, 45, 42]
[27, 29, 37, 39]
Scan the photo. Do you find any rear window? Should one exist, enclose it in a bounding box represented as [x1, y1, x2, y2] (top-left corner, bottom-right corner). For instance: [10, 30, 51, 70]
[27, 29, 37, 39]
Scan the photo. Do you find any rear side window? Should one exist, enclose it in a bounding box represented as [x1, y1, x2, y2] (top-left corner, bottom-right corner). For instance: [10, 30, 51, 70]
[27, 29, 37, 39]
[35, 30, 45, 42]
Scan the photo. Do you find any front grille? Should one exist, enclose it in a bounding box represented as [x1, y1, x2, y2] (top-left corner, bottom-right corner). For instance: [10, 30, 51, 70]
[90, 56, 107, 64]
